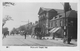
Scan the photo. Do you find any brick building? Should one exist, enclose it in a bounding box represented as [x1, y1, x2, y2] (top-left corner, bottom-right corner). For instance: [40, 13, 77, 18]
[49, 10, 77, 38]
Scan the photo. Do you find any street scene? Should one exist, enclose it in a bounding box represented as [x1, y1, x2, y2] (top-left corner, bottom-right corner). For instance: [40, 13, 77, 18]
[2, 2, 77, 46]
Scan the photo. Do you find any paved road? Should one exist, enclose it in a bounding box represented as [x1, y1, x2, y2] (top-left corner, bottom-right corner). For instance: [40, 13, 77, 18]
[2, 35, 77, 46]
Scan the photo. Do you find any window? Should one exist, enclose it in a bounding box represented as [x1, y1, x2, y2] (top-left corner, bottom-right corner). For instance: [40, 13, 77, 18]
[53, 20, 55, 27]
[60, 19, 65, 26]
[60, 20, 62, 26]
[59, 15, 62, 17]
[57, 20, 60, 27]
[51, 21, 53, 27]
[55, 20, 57, 27]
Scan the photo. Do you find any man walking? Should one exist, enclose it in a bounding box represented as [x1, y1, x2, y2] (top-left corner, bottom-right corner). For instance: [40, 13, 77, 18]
[24, 32, 27, 39]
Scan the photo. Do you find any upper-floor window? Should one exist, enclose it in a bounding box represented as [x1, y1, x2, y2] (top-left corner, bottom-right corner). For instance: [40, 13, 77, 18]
[60, 20, 62, 26]
[53, 20, 55, 28]
[60, 19, 64, 26]
[59, 15, 62, 18]
[51, 21, 53, 27]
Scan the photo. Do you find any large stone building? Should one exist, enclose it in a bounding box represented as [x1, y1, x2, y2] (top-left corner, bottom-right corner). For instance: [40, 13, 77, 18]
[38, 7, 77, 39]
[38, 7, 64, 35]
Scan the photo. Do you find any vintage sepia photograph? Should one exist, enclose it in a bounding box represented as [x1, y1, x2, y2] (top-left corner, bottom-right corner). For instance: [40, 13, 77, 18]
[2, 2, 77, 47]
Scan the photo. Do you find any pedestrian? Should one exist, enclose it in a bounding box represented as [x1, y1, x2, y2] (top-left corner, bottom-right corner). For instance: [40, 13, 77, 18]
[3, 32, 7, 39]
[24, 32, 27, 39]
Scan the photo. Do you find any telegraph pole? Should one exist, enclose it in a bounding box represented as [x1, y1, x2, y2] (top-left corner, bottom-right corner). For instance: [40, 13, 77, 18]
[46, 11, 49, 34]
[63, 7, 67, 43]
[63, 2, 71, 43]
[60, 2, 67, 43]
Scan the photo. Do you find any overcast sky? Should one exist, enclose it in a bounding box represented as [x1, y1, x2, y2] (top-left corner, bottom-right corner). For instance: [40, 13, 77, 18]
[3, 2, 77, 31]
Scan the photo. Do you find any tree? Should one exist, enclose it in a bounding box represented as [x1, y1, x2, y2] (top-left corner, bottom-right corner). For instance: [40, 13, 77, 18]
[10, 28, 19, 35]
[17, 22, 34, 35]
[2, 2, 15, 37]
[2, 27, 8, 34]
[2, 2, 15, 27]
[19, 25, 26, 31]
[2, 15, 13, 27]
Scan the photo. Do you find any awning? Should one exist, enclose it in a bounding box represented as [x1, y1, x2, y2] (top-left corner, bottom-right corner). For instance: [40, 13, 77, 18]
[49, 27, 61, 33]
[49, 28, 56, 33]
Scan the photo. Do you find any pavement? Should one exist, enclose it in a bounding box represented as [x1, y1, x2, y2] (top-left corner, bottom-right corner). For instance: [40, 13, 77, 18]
[2, 34, 77, 46]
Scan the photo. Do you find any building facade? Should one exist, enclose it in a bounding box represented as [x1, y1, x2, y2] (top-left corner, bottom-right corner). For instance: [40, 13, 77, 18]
[49, 10, 77, 38]
[38, 7, 64, 35]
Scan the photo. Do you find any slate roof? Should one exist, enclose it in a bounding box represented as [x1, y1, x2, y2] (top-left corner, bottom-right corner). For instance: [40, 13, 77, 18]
[38, 7, 64, 15]
[51, 10, 77, 21]
[57, 10, 77, 18]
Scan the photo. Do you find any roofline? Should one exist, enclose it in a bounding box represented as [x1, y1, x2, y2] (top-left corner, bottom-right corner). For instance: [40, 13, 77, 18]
[38, 7, 64, 15]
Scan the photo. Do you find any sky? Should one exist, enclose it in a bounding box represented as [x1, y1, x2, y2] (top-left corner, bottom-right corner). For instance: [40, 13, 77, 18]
[3, 2, 77, 31]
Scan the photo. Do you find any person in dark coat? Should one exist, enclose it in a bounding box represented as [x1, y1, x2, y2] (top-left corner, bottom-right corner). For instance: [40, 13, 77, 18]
[24, 32, 27, 39]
